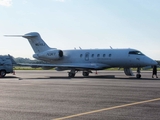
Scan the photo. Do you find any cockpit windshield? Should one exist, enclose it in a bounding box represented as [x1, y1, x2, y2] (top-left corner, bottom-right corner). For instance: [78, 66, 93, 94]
[128, 51, 144, 55]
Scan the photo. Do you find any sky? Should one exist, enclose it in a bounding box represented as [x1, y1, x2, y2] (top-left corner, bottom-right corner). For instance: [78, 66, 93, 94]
[0, 0, 160, 60]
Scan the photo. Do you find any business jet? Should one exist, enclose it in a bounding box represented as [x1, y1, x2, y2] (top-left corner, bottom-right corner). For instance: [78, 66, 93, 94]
[5, 32, 157, 78]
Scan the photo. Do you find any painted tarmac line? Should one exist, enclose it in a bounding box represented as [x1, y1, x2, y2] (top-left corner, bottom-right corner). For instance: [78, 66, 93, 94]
[54, 98, 160, 120]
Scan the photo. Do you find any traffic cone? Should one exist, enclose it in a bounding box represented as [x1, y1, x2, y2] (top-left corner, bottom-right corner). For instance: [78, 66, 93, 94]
[13, 71, 15, 75]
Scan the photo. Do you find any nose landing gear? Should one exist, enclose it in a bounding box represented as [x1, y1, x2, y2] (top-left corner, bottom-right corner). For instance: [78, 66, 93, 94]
[136, 68, 141, 79]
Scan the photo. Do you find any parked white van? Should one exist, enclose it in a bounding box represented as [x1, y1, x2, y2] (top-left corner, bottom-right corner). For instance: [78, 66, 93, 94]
[0, 55, 15, 77]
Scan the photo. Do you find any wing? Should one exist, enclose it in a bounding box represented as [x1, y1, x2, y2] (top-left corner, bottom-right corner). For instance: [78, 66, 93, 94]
[17, 63, 110, 70]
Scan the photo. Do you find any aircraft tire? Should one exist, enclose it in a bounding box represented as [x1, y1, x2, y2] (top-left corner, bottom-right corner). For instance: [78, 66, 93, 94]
[136, 74, 141, 79]
[82, 72, 89, 77]
[68, 72, 75, 77]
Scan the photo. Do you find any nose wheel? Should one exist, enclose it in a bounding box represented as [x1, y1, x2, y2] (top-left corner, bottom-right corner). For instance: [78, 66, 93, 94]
[136, 68, 141, 79]
[136, 74, 141, 79]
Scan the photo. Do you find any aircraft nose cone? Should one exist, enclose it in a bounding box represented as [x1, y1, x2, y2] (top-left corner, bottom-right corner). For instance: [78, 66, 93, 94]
[151, 60, 158, 66]
[144, 57, 158, 66]
[150, 59, 158, 66]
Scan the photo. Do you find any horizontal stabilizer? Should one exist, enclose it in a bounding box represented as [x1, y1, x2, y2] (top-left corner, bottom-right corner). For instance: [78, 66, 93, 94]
[5, 33, 38, 38]
[4, 35, 23, 37]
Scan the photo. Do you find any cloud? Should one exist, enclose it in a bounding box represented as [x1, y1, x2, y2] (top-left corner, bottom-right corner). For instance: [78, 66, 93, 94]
[0, 0, 12, 7]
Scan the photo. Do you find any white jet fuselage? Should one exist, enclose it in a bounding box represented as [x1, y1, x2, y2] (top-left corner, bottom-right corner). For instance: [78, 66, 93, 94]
[33, 48, 156, 69]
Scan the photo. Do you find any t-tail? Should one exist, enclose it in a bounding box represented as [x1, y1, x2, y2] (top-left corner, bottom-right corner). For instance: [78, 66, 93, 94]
[5, 32, 50, 53]
[22, 32, 50, 53]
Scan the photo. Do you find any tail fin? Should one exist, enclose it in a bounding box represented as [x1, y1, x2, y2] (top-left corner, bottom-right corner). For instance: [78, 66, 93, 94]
[5, 32, 50, 53]
[22, 32, 50, 53]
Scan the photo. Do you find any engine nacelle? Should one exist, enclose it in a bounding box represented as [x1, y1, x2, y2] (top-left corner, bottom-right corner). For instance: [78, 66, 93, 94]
[33, 49, 63, 60]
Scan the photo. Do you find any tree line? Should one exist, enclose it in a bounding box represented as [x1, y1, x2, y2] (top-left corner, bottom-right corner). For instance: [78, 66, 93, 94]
[14, 57, 47, 64]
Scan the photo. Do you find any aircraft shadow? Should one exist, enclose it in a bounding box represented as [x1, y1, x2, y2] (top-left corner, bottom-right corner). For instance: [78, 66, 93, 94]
[16, 75, 160, 81]
[18, 75, 115, 80]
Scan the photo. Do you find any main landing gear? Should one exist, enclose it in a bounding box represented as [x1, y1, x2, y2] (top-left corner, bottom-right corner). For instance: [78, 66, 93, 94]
[68, 69, 91, 77]
[68, 69, 76, 77]
[82, 71, 90, 77]
[136, 67, 141, 79]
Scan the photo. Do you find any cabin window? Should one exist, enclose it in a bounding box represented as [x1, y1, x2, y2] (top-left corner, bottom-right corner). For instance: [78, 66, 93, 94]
[97, 54, 100, 57]
[80, 54, 83, 57]
[109, 54, 111, 57]
[91, 54, 94, 57]
[103, 54, 106, 57]
[129, 51, 144, 55]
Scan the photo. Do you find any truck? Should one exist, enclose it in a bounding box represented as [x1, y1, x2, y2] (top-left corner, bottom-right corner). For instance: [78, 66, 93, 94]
[0, 55, 15, 78]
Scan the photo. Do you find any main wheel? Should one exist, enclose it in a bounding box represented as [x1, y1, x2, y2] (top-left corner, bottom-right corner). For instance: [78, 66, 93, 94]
[68, 72, 75, 77]
[82, 72, 89, 77]
[0, 70, 6, 78]
[136, 74, 141, 79]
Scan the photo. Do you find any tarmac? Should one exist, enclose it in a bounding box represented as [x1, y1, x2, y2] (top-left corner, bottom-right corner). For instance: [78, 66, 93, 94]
[0, 70, 160, 120]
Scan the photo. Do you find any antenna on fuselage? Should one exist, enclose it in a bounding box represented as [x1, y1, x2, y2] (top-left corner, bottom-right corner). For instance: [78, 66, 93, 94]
[110, 46, 113, 49]
[79, 47, 82, 49]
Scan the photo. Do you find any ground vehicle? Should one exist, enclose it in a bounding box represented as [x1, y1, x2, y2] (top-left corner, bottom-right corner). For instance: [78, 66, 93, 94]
[0, 55, 15, 77]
